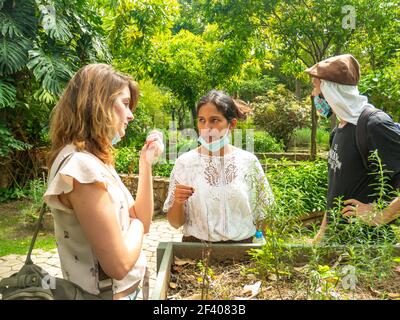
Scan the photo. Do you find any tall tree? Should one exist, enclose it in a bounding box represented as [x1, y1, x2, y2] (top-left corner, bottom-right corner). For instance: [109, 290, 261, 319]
[258, 0, 356, 159]
[101, 0, 179, 78]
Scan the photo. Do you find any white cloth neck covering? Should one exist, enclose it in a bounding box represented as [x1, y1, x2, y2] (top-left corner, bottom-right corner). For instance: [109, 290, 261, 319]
[320, 80, 373, 125]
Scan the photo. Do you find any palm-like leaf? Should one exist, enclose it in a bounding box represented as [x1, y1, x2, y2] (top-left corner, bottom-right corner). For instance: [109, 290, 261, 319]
[0, 78, 16, 108]
[33, 87, 57, 104]
[0, 0, 37, 38]
[38, 4, 73, 42]
[27, 48, 75, 95]
[0, 37, 31, 75]
[0, 12, 24, 37]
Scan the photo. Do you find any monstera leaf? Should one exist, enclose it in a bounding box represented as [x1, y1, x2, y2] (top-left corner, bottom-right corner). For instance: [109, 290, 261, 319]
[38, 4, 73, 42]
[27, 48, 75, 95]
[0, 78, 16, 108]
[0, 37, 31, 75]
[0, 1, 36, 75]
[0, 0, 37, 38]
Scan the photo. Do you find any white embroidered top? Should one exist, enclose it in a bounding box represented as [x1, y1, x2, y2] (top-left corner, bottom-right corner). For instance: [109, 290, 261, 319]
[44, 144, 147, 295]
[163, 147, 274, 241]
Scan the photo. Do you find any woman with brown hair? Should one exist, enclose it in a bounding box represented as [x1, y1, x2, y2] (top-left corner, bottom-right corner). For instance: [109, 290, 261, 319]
[164, 90, 274, 243]
[44, 64, 163, 299]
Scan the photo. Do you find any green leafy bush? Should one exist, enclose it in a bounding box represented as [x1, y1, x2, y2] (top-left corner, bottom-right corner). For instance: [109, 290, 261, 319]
[289, 128, 330, 151]
[0, 124, 32, 158]
[266, 160, 328, 217]
[114, 146, 139, 174]
[20, 178, 47, 225]
[252, 84, 310, 149]
[0, 188, 26, 203]
[249, 153, 398, 300]
[115, 146, 174, 177]
[152, 163, 174, 178]
[253, 131, 284, 153]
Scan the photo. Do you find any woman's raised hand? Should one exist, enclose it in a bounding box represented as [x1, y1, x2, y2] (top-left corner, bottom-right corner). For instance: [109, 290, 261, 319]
[140, 130, 164, 165]
[174, 184, 195, 205]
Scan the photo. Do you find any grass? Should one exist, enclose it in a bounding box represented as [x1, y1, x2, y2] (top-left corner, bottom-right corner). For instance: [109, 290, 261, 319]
[0, 236, 56, 257]
[0, 200, 56, 257]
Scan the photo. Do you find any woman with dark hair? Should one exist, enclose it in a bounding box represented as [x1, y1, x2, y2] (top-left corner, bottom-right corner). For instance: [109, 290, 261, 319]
[163, 90, 274, 243]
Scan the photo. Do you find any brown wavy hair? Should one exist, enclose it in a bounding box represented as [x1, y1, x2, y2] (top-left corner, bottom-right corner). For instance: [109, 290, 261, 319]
[47, 64, 139, 167]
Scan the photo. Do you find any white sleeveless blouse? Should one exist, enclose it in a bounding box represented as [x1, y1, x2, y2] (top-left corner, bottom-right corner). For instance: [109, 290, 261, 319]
[44, 144, 146, 295]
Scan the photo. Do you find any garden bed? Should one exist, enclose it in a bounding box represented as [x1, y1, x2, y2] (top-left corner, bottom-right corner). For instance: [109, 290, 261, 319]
[152, 242, 400, 300]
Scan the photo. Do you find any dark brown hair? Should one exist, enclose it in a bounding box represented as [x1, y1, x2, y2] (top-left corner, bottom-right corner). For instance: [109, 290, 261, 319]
[196, 90, 251, 122]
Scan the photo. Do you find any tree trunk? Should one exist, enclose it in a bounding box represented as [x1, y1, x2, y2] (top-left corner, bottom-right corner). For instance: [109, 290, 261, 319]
[177, 107, 185, 130]
[190, 103, 197, 129]
[310, 96, 318, 161]
[295, 78, 301, 101]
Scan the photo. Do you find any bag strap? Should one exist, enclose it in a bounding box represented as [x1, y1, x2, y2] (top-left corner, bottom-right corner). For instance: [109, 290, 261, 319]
[25, 153, 74, 265]
[356, 106, 380, 171]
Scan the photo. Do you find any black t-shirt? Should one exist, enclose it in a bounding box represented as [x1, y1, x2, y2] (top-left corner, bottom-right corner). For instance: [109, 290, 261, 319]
[327, 112, 400, 210]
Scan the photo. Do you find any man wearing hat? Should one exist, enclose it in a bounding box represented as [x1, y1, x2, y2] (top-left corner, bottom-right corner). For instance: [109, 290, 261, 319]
[305, 54, 400, 242]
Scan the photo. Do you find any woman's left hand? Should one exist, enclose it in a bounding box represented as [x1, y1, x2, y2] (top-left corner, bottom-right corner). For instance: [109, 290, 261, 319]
[341, 199, 380, 226]
[139, 130, 164, 165]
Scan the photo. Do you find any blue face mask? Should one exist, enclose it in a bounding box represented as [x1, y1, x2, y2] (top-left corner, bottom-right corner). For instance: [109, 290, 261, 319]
[313, 95, 333, 118]
[111, 133, 121, 145]
[198, 128, 230, 152]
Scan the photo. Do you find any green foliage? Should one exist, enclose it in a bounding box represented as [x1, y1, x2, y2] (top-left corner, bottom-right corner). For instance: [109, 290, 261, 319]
[0, 0, 111, 187]
[349, 2, 400, 121]
[290, 128, 330, 151]
[173, 0, 206, 35]
[0, 187, 26, 203]
[0, 176, 45, 205]
[151, 29, 210, 119]
[0, 123, 31, 158]
[118, 79, 173, 152]
[26, 47, 75, 95]
[102, 0, 179, 78]
[0, 78, 15, 108]
[368, 150, 398, 207]
[232, 76, 277, 102]
[114, 146, 138, 174]
[136, 79, 172, 128]
[266, 160, 328, 217]
[359, 53, 400, 122]
[252, 85, 310, 149]
[120, 107, 153, 152]
[252, 131, 284, 153]
[248, 229, 293, 279]
[248, 152, 398, 299]
[174, 133, 197, 156]
[0, 198, 56, 256]
[20, 178, 47, 225]
[114, 130, 193, 177]
[0, 37, 31, 75]
[148, 1, 264, 123]
[152, 163, 175, 178]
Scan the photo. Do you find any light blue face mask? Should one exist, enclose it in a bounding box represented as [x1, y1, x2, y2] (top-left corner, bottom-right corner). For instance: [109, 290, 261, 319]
[111, 133, 121, 145]
[198, 128, 230, 152]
